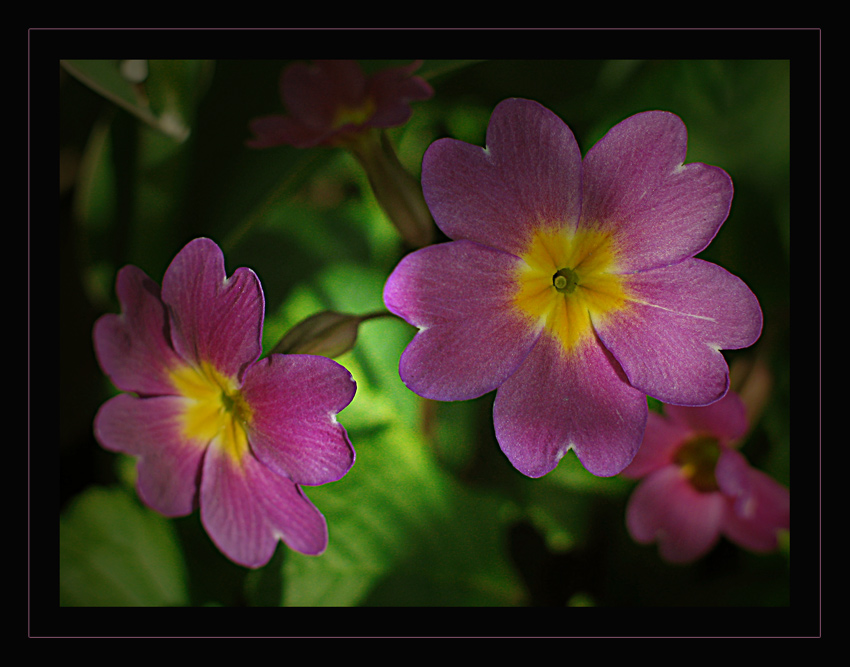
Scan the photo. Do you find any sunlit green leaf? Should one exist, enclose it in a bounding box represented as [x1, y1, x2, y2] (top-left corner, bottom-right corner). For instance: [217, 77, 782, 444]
[284, 421, 523, 606]
[60, 486, 189, 607]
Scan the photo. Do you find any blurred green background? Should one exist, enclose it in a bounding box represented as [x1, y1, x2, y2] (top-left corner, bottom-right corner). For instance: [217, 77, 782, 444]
[58, 58, 793, 615]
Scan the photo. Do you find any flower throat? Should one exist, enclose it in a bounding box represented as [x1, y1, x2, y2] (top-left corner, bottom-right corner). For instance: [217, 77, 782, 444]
[553, 267, 580, 294]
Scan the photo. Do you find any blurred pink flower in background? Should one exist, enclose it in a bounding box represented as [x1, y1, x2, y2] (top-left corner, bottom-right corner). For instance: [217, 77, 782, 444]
[621, 390, 789, 563]
[247, 60, 435, 247]
[247, 59, 433, 150]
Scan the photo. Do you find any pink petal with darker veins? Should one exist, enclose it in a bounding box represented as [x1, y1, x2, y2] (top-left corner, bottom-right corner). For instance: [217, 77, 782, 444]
[384, 240, 542, 401]
[92, 264, 184, 397]
[162, 238, 264, 381]
[494, 332, 647, 478]
[422, 98, 583, 257]
[200, 440, 329, 568]
[242, 353, 356, 487]
[581, 110, 733, 273]
[594, 258, 763, 406]
[94, 393, 205, 517]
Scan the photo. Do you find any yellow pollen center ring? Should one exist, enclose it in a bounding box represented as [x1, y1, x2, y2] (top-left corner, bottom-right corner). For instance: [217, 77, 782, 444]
[513, 227, 629, 352]
[169, 360, 253, 463]
[332, 97, 377, 130]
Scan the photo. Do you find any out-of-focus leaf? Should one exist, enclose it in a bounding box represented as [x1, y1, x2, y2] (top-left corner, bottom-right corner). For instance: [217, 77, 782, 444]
[62, 60, 144, 121]
[284, 421, 524, 607]
[60, 486, 188, 607]
[361, 475, 525, 606]
[61, 59, 213, 142]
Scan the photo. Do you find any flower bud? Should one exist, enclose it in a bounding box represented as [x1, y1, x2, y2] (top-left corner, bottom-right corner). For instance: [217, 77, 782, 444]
[272, 310, 386, 358]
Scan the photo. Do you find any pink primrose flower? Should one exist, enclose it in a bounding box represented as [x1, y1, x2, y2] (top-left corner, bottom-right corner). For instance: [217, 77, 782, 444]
[621, 391, 790, 563]
[246, 59, 434, 149]
[92, 238, 356, 568]
[383, 99, 763, 478]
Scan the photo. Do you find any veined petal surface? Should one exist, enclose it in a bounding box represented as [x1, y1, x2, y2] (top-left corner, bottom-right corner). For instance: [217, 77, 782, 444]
[162, 238, 264, 381]
[384, 240, 542, 401]
[581, 111, 733, 272]
[493, 332, 647, 478]
[94, 393, 206, 517]
[242, 354, 356, 487]
[594, 258, 763, 406]
[92, 265, 184, 397]
[200, 440, 329, 568]
[422, 98, 583, 257]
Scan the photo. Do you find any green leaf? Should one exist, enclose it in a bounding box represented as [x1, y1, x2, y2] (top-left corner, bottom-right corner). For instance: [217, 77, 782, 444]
[61, 59, 212, 142]
[60, 486, 189, 606]
[283, 421, 523, 606]
[361, 479, 525, 606]
[273, 263, 523, 606]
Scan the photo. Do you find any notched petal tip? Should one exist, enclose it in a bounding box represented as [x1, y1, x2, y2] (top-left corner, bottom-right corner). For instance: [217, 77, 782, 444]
[241, 353, 356, 487]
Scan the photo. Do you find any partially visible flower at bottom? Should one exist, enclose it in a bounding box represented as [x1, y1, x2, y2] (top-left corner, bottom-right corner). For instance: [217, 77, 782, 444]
[620, 391, 789, 563]
[92, 238, 356, 568]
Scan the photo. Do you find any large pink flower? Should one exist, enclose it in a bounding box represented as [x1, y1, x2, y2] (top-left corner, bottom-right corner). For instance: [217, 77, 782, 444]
[246, 59, 433, 149]
[621, 392, 790, 563]
[92, 238, 356, 568]
[383, 98, 763, 478]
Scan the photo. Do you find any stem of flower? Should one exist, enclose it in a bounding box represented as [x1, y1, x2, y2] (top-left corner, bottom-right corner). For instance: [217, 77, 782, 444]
[347, 130, 435, 249]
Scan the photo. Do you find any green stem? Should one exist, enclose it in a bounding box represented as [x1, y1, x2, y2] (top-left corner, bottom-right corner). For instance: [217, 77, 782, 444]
[347, 129, 435, 249]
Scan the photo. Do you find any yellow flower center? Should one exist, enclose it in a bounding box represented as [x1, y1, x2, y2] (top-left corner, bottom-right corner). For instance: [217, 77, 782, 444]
[513, 227, 629, 352]
[169, 360, 253, 463]
[332, 97, 377, 130]
[673, 434, 721, 492]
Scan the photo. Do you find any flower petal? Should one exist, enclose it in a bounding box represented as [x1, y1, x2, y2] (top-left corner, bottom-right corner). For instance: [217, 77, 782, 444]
[366, 60, 433, 128]
[281, 60, 367, 129]
[384, 240, 542, 401]
[162, 238, 264, 381]
[626, 465, 725, 563]
[581, 110, 733, 272]
[594, 258, 763, 406]
[242, 354, 356, 486]
[493, 332, 647, 477]
[200, 441, 328, 568]
[93, 393, 205, 517]
[717, 449, 790, 552]
[422, 98, 583, 256]
[665, 390, 749, 443]
[92, 265, 184, 396]
[620, 411, 693, 479]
